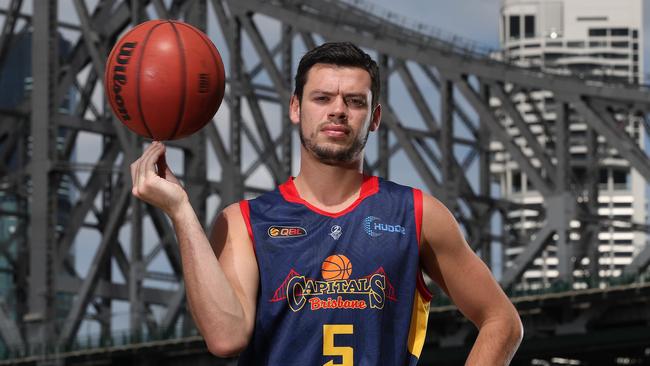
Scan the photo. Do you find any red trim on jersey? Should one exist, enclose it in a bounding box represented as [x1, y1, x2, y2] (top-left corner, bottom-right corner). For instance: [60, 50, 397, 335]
[416, 270, 433, 302]
[239, 200, 256, 254]
[413, 188, 423, 248]
[278, 175, 379, 218]
[413, 188, 432, 301]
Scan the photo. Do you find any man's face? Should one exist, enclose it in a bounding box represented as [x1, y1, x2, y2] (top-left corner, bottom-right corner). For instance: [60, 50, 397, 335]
[290, 64, 380, 165]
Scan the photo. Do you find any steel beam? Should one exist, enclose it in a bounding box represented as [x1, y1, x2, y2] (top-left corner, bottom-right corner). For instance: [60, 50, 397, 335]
[500, 223, 555, 289]
[381, 106, 444, 198]
[455, 78, 554, 197]
[0, 301, 23, 354]
[26, 0, 57, 351]
[489, 82, 557, 186]
[568, 99, 650, 184]
[57, 185, 130, 346]
[0, 0, 22, 70]
[440, 77, 456, 209]
[395, 60, 439, 133]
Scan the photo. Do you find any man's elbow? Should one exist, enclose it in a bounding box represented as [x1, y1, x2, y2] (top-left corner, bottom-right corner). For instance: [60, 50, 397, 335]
[509, 312, 524, 346]
[205, 335, 249, 358]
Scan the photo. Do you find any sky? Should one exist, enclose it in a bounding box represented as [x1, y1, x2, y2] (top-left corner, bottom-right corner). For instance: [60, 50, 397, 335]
[369, 0, 502, 48]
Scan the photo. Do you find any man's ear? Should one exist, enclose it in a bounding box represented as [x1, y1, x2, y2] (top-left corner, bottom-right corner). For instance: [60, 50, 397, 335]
[290, 95, 300, 125]
[369, 104, 381, 132]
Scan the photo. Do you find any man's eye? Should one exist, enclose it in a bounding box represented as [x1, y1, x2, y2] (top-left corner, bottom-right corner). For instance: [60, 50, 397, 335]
[348, 98, 366, 106]
[315, 96, 329, 102]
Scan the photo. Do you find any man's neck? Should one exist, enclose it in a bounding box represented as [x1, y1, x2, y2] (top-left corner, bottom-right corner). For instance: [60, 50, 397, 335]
[293, 152, 366, 212]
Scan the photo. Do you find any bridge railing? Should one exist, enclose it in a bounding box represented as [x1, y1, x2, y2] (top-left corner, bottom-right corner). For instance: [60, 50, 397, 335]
[0, 323, 202, 362]
[430, 273, 649, 308]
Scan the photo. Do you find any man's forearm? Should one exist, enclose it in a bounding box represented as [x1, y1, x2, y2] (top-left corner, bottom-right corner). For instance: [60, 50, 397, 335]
[465, 316, 523, 365]
[170, 202, 250, 352]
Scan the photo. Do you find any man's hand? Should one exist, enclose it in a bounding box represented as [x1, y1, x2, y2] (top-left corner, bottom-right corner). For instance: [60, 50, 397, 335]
[130, 141, 188, 216]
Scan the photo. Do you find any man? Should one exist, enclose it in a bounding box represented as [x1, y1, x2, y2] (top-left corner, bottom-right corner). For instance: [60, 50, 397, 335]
[131, 42, 522, 365]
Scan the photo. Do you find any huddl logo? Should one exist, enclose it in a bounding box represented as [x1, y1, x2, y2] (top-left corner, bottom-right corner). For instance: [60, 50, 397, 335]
[363, 216, 406, 238]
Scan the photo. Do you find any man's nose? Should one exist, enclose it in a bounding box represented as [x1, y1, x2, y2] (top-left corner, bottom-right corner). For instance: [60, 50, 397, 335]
[328, 96, 348, 121]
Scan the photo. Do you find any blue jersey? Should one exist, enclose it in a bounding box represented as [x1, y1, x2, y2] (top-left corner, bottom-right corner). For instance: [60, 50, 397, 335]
[238, 176, 432, 365]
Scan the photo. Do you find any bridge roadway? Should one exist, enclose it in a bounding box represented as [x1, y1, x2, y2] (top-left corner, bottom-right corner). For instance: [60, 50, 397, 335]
[1, 281, 648, 365]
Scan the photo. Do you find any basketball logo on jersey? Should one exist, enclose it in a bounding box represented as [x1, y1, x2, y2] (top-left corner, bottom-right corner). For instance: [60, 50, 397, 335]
[269, 254, 397, 312]
[363, 216, 406, 237]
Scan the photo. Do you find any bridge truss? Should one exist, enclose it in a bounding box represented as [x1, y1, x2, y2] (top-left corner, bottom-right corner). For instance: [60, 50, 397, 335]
[0, 0, 650, 364]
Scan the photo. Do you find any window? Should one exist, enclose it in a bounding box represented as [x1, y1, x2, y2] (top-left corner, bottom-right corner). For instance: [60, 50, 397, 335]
[567, 41, 585, 48]
[589, 28, 607, 36]
[525, 15, 535, 38]
[612, 170, 627, 186]
[510, 15, 520, 39]
[512, 171, 521, 192]
[633, 30, 638, 38]
[599, 169, 608, 184]
[546, 41, 562, 47]
[611, 41, 629, 48]
[611, 28, 629, 36]
[589, 41, 607, 48]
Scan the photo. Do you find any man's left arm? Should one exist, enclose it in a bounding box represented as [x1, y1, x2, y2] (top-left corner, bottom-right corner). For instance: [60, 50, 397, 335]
[419, 193, 523, 365]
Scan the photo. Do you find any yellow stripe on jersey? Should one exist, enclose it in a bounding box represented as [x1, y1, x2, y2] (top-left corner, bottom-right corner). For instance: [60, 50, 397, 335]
[407, 289, 431, 358]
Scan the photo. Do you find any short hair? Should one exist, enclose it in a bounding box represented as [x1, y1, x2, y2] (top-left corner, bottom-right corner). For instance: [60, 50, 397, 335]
[294, 42, 380, 109]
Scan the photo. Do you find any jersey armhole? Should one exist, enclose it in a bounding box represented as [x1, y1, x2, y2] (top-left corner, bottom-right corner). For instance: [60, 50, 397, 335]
[239, 200, 256, 255]
[413, 188, 433, 302]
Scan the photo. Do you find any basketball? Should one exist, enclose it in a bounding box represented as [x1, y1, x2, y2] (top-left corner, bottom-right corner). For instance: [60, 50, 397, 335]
[321, 254, 352, 281]
[104, 20, 225, 140]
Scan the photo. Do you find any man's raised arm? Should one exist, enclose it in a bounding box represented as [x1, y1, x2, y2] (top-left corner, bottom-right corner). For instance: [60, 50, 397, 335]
[130, 141, 258, 356]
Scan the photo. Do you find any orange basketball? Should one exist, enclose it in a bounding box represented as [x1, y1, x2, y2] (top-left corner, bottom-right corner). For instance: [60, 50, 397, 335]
[104, 20, 225, 140]
[321, 254, 352, 281]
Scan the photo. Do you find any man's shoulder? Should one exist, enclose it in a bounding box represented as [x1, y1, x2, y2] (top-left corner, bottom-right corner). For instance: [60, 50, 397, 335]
[242, 186, 283, 204]
[376, 176, 420, 194]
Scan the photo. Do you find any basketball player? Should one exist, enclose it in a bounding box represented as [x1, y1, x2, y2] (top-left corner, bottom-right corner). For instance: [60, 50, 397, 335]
[130, 42, 523, 365]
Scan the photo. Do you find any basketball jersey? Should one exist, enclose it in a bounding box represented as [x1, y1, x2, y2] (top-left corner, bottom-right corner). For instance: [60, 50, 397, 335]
[238, 176, 432, 366]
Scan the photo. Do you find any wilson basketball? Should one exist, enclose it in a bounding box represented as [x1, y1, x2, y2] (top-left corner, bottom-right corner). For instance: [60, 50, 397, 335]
[321, 254, 352, 281]
[104, 20, 225, 140]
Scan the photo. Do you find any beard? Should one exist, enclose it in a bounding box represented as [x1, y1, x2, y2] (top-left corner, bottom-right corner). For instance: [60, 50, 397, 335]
[299, 123, 369, 166]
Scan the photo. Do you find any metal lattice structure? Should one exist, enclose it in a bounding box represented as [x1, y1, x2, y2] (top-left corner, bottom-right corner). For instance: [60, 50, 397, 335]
[1, 0, 650, 364]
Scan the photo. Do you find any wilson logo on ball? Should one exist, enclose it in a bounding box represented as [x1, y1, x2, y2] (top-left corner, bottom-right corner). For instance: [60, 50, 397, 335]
[267, 226, 307, 238]
[112, 42, 137, 122]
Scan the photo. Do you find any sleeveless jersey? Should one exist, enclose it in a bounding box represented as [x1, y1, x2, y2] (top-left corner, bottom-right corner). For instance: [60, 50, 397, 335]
[238, 176, 432, 366]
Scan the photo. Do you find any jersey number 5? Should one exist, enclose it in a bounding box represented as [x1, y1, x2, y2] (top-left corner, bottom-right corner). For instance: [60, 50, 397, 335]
[323, 324, 353, 366]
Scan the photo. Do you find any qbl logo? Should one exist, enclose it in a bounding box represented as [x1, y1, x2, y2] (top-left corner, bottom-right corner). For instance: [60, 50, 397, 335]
[268, 226, 307, 238]
[363, 216, 406, 238]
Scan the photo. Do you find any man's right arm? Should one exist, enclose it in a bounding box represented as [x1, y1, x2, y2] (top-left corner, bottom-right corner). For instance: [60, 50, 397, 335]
[130, 142, 258, 356]
[170, 201, 259, 357]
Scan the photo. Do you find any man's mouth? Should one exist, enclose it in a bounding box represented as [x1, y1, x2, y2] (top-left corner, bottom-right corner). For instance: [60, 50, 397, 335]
[321, 124, 349, 138]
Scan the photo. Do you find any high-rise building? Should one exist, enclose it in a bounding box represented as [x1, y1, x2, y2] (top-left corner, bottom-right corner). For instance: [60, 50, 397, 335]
[492, 0, 646, 289]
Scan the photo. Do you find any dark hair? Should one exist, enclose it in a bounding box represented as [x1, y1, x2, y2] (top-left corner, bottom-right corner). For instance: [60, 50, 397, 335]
[294, 42, 380, 109]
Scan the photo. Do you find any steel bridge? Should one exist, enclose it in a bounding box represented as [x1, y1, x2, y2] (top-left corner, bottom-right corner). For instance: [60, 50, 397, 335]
[0, 0, 649, 365]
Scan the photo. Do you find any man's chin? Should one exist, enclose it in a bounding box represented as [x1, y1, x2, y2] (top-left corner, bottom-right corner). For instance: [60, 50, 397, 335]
[310, 147, 358, 166]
